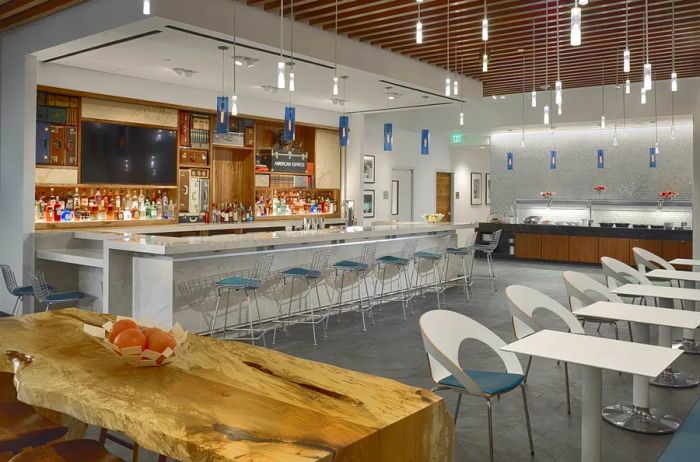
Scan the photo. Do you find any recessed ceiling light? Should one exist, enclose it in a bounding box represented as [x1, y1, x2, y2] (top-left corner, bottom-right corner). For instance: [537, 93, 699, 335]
[233, 56, 258, 67]
[171, 67, 197, 78]
[500, 96, 506, 99]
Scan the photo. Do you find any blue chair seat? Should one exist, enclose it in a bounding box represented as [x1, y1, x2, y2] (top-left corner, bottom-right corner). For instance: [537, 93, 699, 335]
[216, 275, 261, 289]
[377, 255, 410, 265]
[333, 260, 368, 271]
[438, 369, 524, 395]
[45, 291, 85, 303]
[281, 267, 322, 279]
[11, 286, 34, 296]
[415, 251, 442, 260]
[446, 247, 472, 255]
[657, 398, 700, 461]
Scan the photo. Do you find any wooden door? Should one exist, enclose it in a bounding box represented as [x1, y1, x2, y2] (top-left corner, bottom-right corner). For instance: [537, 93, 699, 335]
[435, 172, 452, 222]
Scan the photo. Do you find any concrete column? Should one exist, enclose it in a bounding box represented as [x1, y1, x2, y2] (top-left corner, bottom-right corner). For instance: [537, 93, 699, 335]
[0, 42, 37, 313]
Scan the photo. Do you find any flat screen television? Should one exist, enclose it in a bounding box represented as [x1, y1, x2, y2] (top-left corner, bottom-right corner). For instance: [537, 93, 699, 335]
[80, 121, 177, 185]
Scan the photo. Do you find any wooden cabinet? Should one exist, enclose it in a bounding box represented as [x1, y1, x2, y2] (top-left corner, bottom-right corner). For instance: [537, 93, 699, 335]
[515, 233, 542, 259]
[662, 240, 692, 270]
[629, 239, 664, 267]
[569, 236, 599, 263]
[542, 234, 570, 261]
[598, 237, 631, 265]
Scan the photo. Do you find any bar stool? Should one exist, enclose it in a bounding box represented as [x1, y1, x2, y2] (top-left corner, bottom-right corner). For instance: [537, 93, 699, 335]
[1, 265, 34, 315]
[470, 229, 502, 294]
[413, 236, 450, 309]
[373, 239, 418, 320]
[210, 253, 274, 346]
[443, 232, 478, 302]
[30, 271, 84, 312]
[331, 242, 378, 332]
[272, 248, 331, 346]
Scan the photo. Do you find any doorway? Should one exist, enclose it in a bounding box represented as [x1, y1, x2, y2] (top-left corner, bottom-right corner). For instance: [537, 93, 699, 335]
[435, 172, 452, 222]
[390, 169, 413, 222]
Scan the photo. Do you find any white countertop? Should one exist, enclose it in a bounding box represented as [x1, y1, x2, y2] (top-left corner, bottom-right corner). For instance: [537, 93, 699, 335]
[75, 222, 476, 256]
[647, 269, 700, 282]
[611, 283, 700, 302]
[501, 330, 681, 377]
[575, 301, 700, 329]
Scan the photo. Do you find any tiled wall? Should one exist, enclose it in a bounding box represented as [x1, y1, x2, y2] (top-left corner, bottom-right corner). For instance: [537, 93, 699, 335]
[490, 124, 693, 223]
[514, 205, 692, 227]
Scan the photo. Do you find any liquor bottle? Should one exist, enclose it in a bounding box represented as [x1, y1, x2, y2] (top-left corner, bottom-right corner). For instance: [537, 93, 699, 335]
[80, 189, 88, 212]
[95, 188, 102, 210]
[162, 191, 169, 219]
[115, 190, 122, 212]
[138, 189, 145, 210]
[106, 190, 115, 221]
[156, 194, 163, 220]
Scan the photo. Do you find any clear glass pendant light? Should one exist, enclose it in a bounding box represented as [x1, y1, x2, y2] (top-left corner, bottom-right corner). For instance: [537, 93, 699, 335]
[459, 111, 464, 126]
[643, 63, 652, 91]
[642, 0, 651, 91]
[671, 0, 678, 92]
[416, 1, 423, 44]
[482, 0, 488, 41]
[671, 73, 678, 92]
[482, 49, 488, 72]
[555, 82, 562, 105]
[142, 0, 151, 15]
[543, 105, 550, 125]
[231, 95, 238, 116]
[453, 79, 458, 96]
[445, 78, 451, 96]
[570, 3, 581, 47]
[531, 91, 537, 107]
[623, 49, 630, 73]
[277, 61, 286, 89]
[289, 71, 295, 92]
[530, 19, 536, 107]
[641, 87, 646, 104]
[277, 0, 286, 89]
[601, 116, 606, 128]
[625, 79, 630, 94]
[333, 76, 339, 96]
[557, 103, 562, 115]
[554, 2, 563, 107]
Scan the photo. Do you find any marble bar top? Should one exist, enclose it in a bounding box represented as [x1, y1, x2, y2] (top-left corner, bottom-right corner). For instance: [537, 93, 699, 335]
[76, 222, 476, 256]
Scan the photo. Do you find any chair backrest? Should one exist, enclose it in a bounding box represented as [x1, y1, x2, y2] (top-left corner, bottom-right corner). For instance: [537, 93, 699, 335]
[309, 248, 331, 273]
[359, 242, 378, 267]
[632, 247, 674, 273]
[400, 239, 419, 259]
[563, 270, 624, 311]
[505, 285, 585, 338]
[419, 310, 523, 395]
[601, 256, 652, 289]
[251, 254, 275, 282]
[433, 235, 451, 256]
[481, 229, 502, 252]
[30, 271, 52, 305]
[1, 264, 19, 295]
[465, 231, 478, 249]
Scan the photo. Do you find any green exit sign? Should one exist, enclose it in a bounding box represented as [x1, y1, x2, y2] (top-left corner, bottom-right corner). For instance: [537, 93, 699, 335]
[451, 133, 463, 144]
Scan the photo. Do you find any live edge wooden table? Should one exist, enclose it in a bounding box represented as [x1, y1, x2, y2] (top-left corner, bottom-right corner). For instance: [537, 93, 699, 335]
[0, 309, 453, 462]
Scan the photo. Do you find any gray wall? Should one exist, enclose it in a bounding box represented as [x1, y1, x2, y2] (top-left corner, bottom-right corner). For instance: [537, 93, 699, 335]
[489, 124, 693, 216]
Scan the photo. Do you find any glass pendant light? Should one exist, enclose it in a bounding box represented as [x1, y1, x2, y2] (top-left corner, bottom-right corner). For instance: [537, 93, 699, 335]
[332, 1, 339, 95]
[623, 0, 630, 73]
[555, 82, 562, 105]
[416, 1, 423, 44]
[332, 77, 339, 96]
[531, 20, 536, 107]
[543, 104, 550, 125]
[453, 46, 459, 96]
[671, 0, 678, 92]
[570, 1, 581, 47]
[482, 46, 488, 73]
[531, 91, 537, 108]
[277, 0, 286, 89]
[482, 0, 488, 41]
[277, 61, 286, 89]
[142, 0, 151, 15]
[289, 71, 295, 92]
[445, 78, 451, 96]
[640, 86, 646, 104]
[231, 95, 238, 116]
[557, 103, 562, 115]
[555, 2, 562, 107]
[625, 79, 630, 94]
[459, 111, 464, 126]
[671, 73, 678, 92]
[642, 0, 651, 91]
[643, 63, 652, 91]
[623, 49, 630, 73]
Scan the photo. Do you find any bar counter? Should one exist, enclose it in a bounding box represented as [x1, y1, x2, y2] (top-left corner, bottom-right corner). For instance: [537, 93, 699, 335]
[35, 222, 475, 333]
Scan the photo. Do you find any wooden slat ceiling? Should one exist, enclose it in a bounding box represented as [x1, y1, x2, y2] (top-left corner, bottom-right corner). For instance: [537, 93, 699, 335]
[246, 0, 700, 97]
[0, 0, 85, 31]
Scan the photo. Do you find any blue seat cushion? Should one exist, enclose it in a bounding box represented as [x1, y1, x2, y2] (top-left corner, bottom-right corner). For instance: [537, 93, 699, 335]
[438, 370, 524, 395]
[657, 398, 700, 462]
[11, 286, 34, 296]
[281, 267, 322, 279]
[333, 260, 368, 271]
[415, 251, 441, 260]
[216, 275, 261, 289]
[45, 291, 85, 302]
[377, 255, 409, 265]
[446, 247, 471, 255]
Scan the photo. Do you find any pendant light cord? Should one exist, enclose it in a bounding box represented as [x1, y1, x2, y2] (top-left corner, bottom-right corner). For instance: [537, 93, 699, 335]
[221, 47, 225, 96]
[446, 1, 450, 73]
[671, 0, 675, 70]
[531, 19, 535, 92]
[556, 0, 560, 81]
[280, 0, 284, 60]
[233, 0, 236, 94]
[334, 0, 338, 76]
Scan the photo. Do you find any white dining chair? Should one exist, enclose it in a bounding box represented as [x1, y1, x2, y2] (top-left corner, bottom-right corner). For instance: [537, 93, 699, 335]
[419, 310, 534, 462]
[562, 270, 633, 342]
[601, 256, 661, 308]
[506, 285, 584, 414]
[632, 247, 685, 307]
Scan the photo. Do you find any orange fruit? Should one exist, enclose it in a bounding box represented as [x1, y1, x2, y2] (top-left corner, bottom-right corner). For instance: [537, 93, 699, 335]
[146, 330, 177, 354]
[141, 327, 159, 338]
[113, 328, 146, 350]
[108, 319, 138, 343]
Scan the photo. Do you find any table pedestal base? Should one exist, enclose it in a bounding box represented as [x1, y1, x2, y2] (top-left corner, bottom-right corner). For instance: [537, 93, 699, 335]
[650, 368, 699, 388]
[602, 405, 680, 434]
[673, 338, 700, 355]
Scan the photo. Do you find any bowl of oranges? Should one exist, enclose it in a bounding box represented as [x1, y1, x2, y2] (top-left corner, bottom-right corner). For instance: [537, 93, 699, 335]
[83, 317, 187, 367]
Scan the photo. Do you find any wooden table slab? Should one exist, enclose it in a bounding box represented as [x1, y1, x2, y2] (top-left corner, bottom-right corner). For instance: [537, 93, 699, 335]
[0, 309, 452, 462]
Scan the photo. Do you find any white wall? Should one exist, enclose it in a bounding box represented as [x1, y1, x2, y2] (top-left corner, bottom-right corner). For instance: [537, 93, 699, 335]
[451, 147, 491, 224]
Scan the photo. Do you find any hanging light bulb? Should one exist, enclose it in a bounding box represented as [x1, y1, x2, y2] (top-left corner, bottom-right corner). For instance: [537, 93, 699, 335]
[445, 77, 451, 96]
[531, 90, 537, 108]
[570, 4, 582, 47]
[231, 94, 238, 116]
[277, 61, 286, 89]
[623, 49, 630, 73]
[671, 72, 678, 92]
[643, 63, 652, 90]
[555, 80, 562, 105]
[482, 17, 488, 41]
[459, 112, 464, 126]
[655, 142, 660, 155]
[142, 0, 151, 15]
[482, 51, 488, 72]
[289, 71, 295, 92]
[332, 76, 339, 96]
[641, 87, 646, 104]
[416, 20, 423, 44]
[543, 105, 550, 125]
[453, 79, 458, 96]
[625, 79, 630, 94]
[557, 103, 562, 115]
[601, 115, 606, 129]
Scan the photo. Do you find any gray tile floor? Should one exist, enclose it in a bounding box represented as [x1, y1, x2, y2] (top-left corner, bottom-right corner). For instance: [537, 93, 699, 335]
[102, 259, 699, 461]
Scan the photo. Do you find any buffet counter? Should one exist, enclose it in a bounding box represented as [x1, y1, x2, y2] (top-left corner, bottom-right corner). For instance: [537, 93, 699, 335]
[477, 222, 692, 266]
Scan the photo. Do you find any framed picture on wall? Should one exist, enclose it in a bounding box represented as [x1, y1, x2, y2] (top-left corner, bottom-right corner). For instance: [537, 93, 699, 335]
[485, 173, 491, 205]
[471, 173, 482, 205]
[363, 155, 375, 183]
[363, 190, 375, 218]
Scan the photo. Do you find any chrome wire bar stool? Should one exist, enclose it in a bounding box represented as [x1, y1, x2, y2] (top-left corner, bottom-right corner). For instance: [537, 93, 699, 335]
[443, 232, 478, 302]
[470, 229, 502, 294]
[331, 242, 378, 332]
[210, 253, 274, 346]
[272, 247, 331, 346]
[1, 265, 34, 315]
[413, 236, 450, 309]
[30, 271, 84, 311]
[373, 239, 418, 320]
